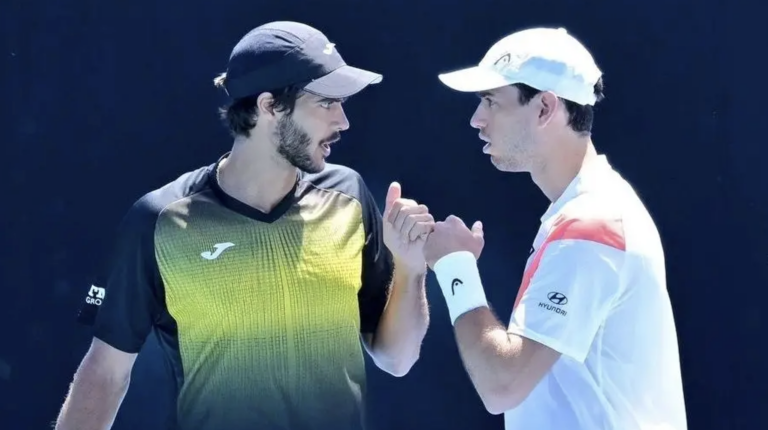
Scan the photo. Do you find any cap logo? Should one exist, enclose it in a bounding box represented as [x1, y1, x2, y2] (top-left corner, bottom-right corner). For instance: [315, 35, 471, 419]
[494, 53, 511, 68]
[492, 52, 529, 74]
[323, 43, 336, 55]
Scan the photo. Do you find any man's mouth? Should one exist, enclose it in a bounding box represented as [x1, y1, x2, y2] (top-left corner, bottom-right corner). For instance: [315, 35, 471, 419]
[479, 134, 491, 153]
[320, 140, 335, 157]
[319, 134, 340, 157]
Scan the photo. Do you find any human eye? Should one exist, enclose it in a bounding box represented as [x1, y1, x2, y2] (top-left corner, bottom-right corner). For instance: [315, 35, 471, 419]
[319, 98, 344, 109]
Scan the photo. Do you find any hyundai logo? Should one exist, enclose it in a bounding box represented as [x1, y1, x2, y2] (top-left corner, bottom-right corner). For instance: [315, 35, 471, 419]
[547, 292, 568, 305]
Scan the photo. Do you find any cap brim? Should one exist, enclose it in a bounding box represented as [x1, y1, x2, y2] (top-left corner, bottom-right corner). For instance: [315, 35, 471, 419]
[304, 65, 383, 99]
[438, 66, 511, 92]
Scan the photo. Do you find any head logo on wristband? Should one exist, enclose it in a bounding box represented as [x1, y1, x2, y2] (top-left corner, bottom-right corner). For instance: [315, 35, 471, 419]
[451, 278, 464, 295]
[434, 251, 489, 325]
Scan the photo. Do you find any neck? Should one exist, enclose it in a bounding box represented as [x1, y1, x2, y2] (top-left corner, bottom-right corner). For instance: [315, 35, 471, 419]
[217, 133, 298, 213]
[530, 136, 597, 202]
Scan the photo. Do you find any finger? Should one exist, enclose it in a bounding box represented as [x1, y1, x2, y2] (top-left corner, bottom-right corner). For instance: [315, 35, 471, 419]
[386, 200, 404, 224]
[392, 201, 423, 230]
[401, 213, 434, 241]
[401, 212, 432, 235]
[445, 215, 464, 226]
[471, 221, 484, 239]
[402, 202, 428, 214]
[410, 220, 435, 242]
[386, 199, 419, 225]
[384, 182, 402, 213]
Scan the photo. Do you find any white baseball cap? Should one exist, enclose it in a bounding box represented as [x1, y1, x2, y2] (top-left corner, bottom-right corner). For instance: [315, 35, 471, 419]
[438, 27, 602, 106]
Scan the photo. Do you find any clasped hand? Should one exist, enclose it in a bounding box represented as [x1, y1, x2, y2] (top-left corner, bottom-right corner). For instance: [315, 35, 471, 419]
[382, 182, 484, 272]
[382, 182, 434, 273]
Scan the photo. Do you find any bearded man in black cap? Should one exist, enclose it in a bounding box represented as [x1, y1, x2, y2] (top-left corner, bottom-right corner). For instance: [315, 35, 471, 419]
[55, 21, 432, 430]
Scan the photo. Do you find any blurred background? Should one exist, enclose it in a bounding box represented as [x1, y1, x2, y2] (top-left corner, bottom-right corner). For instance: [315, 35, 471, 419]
[2, 0, 765, 429]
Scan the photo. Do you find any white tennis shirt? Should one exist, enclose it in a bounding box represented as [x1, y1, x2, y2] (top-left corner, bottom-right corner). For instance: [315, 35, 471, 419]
[504, 155, 687, 430]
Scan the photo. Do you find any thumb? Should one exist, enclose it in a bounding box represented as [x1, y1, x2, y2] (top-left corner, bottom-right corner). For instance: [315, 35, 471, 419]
[384, 182, 402, 210]
[471, 221, 484, 239]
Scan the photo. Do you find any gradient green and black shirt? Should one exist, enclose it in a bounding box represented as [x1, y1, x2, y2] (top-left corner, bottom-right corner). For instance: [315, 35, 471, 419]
[77, 155, 394, 430]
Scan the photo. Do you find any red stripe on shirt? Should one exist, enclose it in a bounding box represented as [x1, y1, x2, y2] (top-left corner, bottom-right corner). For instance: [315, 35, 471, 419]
[512, 216, 625, 310]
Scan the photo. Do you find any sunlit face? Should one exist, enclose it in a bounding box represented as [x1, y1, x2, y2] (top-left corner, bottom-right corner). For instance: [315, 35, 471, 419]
[470, 85, 543, 172]
[273, 92, 350, 174]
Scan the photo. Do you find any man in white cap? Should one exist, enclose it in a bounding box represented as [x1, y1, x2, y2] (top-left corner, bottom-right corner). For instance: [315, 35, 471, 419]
[422, 27, 688, 429]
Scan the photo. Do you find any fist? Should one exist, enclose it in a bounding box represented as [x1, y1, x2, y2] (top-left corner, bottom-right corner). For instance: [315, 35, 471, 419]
[422, 215, 484, 269]
[382, 182, 435, 273]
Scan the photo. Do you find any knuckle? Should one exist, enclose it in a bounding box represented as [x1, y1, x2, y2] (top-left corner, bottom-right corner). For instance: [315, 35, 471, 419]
[409, 203, 425, 212]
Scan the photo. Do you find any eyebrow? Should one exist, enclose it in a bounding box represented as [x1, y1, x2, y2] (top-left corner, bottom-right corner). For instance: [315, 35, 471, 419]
[476, 91, 493, 99]
[318, 97, 347, 104]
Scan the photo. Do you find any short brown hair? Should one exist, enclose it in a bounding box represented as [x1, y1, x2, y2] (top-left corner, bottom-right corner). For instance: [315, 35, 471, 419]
[213, 73, 305, 138]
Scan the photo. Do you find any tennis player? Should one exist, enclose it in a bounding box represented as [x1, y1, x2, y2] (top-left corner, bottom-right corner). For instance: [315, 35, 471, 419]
[424, 27, 687, 429]
[55, 21, 431, 430]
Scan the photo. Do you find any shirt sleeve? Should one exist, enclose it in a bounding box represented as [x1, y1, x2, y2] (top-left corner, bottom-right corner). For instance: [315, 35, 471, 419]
[507, 217, 625, 363]
[76, 195, 165, 354]
[356, 180, 395, 336]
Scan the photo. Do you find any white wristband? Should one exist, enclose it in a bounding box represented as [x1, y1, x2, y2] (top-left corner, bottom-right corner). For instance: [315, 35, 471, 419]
[433, 251, 488, 325]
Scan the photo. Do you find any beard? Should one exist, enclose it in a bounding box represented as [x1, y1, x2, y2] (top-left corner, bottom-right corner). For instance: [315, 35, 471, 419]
[275, 114, 319, 173]
[274, 114, 339, 174]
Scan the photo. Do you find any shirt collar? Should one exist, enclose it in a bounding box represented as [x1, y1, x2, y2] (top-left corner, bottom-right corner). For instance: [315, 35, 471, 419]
[539, 154, 612, 225]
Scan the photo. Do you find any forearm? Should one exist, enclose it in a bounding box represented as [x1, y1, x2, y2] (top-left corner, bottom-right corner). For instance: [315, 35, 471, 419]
[55, 362, 130, 430]
[370, 261, 430, 376]
[432, 251, 522, 412]
[454, 308, 521, 406]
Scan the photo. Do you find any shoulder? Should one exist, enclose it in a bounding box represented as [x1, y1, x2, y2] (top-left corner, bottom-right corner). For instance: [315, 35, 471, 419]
[300, 163, 370, 202]
[553, 190, 627, 252]
[120, 163, 214, 234]
[537, 201, 628, 285]
[549, 214, 626, 253]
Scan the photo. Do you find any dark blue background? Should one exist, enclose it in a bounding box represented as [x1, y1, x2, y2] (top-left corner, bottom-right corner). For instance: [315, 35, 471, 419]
[2, 0, 766, 429]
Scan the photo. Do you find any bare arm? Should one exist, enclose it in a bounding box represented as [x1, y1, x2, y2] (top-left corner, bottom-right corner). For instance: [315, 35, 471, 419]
[360, 182, 433, 377]
[453, 307, 559, 414]
[363, 261, 429, 377]
[422, 220, 558, 412]
[425, 216, 624, 415]
[55, 338, 138, 430]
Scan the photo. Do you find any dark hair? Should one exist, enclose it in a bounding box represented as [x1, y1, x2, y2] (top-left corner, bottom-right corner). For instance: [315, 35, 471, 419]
[213, 73, 305, 138]
[513, 77, 605, 135]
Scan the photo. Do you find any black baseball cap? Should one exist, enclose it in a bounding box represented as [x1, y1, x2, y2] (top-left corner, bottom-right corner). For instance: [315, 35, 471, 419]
[222, 21, 383, 100]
